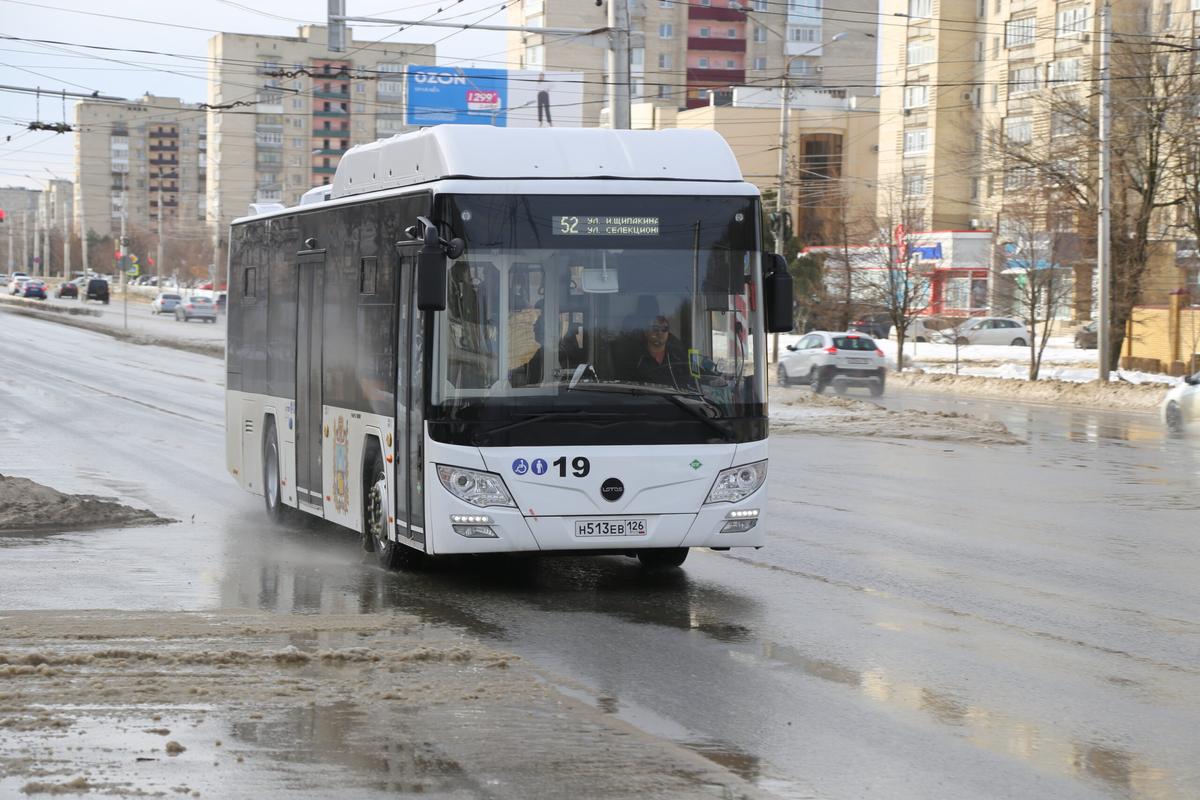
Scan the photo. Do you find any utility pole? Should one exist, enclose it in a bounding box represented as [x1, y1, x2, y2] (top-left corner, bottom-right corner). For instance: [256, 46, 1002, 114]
[120, 175, 128, 330]
[156, 177, 164, 290]
[41, 198, 50, 277]
[79, 184, 89, 274]
[1097, 0, 1112, 381]
[607, 0, 631, 129]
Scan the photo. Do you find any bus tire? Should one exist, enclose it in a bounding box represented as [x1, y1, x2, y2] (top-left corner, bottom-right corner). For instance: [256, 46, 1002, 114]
[262, 418, 292, 524]
[637, 547, 689, 570]
[363, 445, 403, 569]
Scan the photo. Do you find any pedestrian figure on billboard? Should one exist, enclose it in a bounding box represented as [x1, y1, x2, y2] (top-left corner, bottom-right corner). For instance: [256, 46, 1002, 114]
[537, 73, 552, 127]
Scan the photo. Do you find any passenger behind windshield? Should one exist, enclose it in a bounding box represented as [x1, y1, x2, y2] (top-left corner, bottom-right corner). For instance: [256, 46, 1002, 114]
[509, 302, 586, 387]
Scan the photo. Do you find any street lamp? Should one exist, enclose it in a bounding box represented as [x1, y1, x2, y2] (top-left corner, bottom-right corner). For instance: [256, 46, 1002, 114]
[774, 31, 848, 257]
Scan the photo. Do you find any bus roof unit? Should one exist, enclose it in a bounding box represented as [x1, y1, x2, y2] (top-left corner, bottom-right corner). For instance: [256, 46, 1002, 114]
[331, 125, 745, 200]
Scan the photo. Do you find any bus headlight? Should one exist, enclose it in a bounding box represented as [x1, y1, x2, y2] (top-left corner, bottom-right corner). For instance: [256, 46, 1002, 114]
[436, 464, 516, 508]
[704, 461, 767, 504]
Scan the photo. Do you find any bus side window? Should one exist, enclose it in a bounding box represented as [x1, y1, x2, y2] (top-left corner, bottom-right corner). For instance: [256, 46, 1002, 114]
[446, 260, 499, 388]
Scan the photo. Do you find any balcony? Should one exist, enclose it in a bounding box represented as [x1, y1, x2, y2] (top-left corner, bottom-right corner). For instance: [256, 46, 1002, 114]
[313, 127, 349, 137]
[688, 5, 745, 22]
[686, 67, 744, 83]
[149, 156, 178, 166]
[312, 165, 338, 174]
[149, 143, 178, 152]
[314, 108, 349, 117]
[312, 147, 347, 156]
[688, 36, 745, 52]
[313, 89, 350, 99]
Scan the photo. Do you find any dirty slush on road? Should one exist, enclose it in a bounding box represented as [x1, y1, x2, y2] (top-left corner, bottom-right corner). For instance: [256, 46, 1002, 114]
[0, 477, 765, 798]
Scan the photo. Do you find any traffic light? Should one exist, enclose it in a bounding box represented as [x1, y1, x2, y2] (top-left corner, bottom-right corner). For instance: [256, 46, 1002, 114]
[0, 209, 6, 224]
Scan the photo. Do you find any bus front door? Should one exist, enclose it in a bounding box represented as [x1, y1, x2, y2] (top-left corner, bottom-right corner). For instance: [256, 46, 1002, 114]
[296, 252, 325, 512]
[395, 247, 426, 545]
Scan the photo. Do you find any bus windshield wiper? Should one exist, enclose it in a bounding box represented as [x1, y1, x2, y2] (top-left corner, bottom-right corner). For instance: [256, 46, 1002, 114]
[564, 381, 734, 442]
[479, 409, 624, 438]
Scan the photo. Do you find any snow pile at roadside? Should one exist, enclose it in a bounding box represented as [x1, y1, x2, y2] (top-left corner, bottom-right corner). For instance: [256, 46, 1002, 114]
[924, 361, 1178, 387]
[0, 474, 173, 534]
[772, 392, 1022, 445]
[889, 371, 1169, 412]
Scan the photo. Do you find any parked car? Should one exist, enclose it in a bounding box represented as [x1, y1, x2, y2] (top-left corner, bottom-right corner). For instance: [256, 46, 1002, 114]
[1075, 321, 1098, 349]
[1162, 371, 1200, 432]
[83, 277, 110, 304]
[778, 331, 888, 396]
[9, 276, 30, 295]
[908, 316, 950, 343]
[849, 312, 892, 340]
[55, 280, 79, 299]
[175, 295, 217, 323]
[948, 316, 1031, 346]
[151, 292, 183, 315]
[21, 280, 47, 300]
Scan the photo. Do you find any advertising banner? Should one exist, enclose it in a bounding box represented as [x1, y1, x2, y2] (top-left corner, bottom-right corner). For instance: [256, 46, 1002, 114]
[405, 66, 583, 128]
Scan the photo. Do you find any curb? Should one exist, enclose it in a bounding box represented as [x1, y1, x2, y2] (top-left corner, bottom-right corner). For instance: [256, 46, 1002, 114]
[0, 299, 225, 360]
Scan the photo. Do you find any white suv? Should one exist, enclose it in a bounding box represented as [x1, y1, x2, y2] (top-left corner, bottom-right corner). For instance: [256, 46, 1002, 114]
[778, 331, 888, 396]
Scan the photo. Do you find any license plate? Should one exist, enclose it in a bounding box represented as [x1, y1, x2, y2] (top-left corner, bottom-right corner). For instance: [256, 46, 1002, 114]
[848, 357, 869, 364]
[574, 518, 648, 538]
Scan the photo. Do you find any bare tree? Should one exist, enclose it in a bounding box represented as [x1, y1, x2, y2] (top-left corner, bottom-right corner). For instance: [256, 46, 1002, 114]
[995, 199, 1075, 379]
[852, 191, 934, 373]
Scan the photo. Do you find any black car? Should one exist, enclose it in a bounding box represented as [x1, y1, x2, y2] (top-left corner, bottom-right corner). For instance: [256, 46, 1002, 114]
[849, 312, 893, 340]
[84, 278, 110, 304]
[55, 280, 79, 299]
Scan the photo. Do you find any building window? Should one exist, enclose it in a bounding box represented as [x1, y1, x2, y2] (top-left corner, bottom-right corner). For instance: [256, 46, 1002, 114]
[659, 23, 673, 38]
[753, 56, 767, 70]
[904, 84, 929, 108]
[1051, 110, 1085, 138]
[754, 0, 767, 9]
[1005, 16, 1035, 48]
[904, 173, 925, 197]
[632, 79, 645, 98]
[907, 40, 935, 65]
[1048, 58, 1080, 84]
[355, 82, 365, 94]
[700, 27, 711, 37]
[631, 47, 645, 71]
[789, 27, 819, 43]
[908, 0, 932, 18]
[725, 58, 736, 68]
[698, 57, 710, 68]
[970, 177, 980, 199]
[1005, 166, 1035, 190]
[658, 53, 673, 69]
[754, 25, 768, 43]
[727, 28, 737, 38]
[1004, 115, 1033, 144]
[378, 63, 405, 96]
[658, 0, 672, 6]
[1009, 65, 1039, 95]
[658, 84, 672, 98]
[903, 128, 930, 154]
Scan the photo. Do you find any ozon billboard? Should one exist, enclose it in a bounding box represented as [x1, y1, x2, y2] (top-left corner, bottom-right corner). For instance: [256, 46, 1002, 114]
[405, 66, 582, 128]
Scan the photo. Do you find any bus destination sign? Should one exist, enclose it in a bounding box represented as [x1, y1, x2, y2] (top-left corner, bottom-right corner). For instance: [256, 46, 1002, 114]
[553, 216, 660, 236]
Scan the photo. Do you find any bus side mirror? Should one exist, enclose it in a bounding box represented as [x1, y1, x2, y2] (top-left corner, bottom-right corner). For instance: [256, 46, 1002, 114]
[417, 226, 447, 311]
[764, 253, 794, 333]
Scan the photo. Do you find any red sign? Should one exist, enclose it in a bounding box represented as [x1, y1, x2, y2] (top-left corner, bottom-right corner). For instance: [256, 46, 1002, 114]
[466, 90, 500, 110]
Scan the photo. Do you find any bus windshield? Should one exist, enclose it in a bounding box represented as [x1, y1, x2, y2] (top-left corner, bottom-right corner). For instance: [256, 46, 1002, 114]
[428, 194, 766, 446]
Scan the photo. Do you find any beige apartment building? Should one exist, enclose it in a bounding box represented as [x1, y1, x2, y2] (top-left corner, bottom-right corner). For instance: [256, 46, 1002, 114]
[74, 94, 208, 245]
[506, 0, 879, 125]
[205, 25, 435, 235]
[1, 186, 42, 274]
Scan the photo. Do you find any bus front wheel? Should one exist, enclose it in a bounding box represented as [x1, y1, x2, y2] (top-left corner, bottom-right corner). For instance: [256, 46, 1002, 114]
[637, 548, 689, 570]
[363, 447, 403, 569]
[262, 419, 292, 524]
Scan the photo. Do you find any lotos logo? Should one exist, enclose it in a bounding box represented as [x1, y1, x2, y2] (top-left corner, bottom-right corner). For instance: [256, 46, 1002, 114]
[600, 478, 624, 502]
[414, 72, 467, 85]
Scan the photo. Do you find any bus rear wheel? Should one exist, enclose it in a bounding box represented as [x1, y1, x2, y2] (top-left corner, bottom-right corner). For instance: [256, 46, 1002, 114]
[637, 548, 689, 570]
[363, 448, 403, 569]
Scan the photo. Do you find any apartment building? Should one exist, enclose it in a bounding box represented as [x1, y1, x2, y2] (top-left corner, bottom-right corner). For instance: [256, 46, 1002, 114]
[205, 25, 435, 234]
[74, 95, 207, 242]
[506, 0, 879, 125]
[0, 186, 41, 273]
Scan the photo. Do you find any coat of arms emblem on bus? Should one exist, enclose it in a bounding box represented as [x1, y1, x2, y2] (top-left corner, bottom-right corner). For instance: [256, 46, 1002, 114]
[332, 416, 350, 513]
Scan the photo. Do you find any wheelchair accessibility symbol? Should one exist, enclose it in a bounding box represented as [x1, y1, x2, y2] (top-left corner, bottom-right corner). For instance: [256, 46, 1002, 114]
[512, 458, 529, 475]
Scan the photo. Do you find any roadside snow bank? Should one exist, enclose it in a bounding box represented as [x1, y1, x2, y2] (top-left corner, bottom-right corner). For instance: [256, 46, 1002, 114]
[0, 474, 173, 534]
[772, 392, 1022, 445]
[0, 303, 223, 359]
[890, 371, 1167, 412]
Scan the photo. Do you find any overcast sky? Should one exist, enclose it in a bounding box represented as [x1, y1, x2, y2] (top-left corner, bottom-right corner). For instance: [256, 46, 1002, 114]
[0, 0, 511, 191]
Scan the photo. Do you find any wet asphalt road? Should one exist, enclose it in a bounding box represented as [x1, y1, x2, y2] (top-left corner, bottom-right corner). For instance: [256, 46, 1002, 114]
[1, 310, 1198, 799]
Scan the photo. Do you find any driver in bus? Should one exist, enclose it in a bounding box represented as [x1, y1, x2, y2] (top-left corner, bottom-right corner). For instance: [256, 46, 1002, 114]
[510, 307, 586, 387]
[629, 315, 698, 391]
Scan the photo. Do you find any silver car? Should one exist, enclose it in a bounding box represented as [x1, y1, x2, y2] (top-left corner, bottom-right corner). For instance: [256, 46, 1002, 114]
[778, 331, 888, 396]
[947, 316, 1031, 347]
[151, 292, 183, 315]
[174, 295, 217, 323]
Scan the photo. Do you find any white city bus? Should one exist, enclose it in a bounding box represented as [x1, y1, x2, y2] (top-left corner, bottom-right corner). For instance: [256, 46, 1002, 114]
[224, 125, 792, 569]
